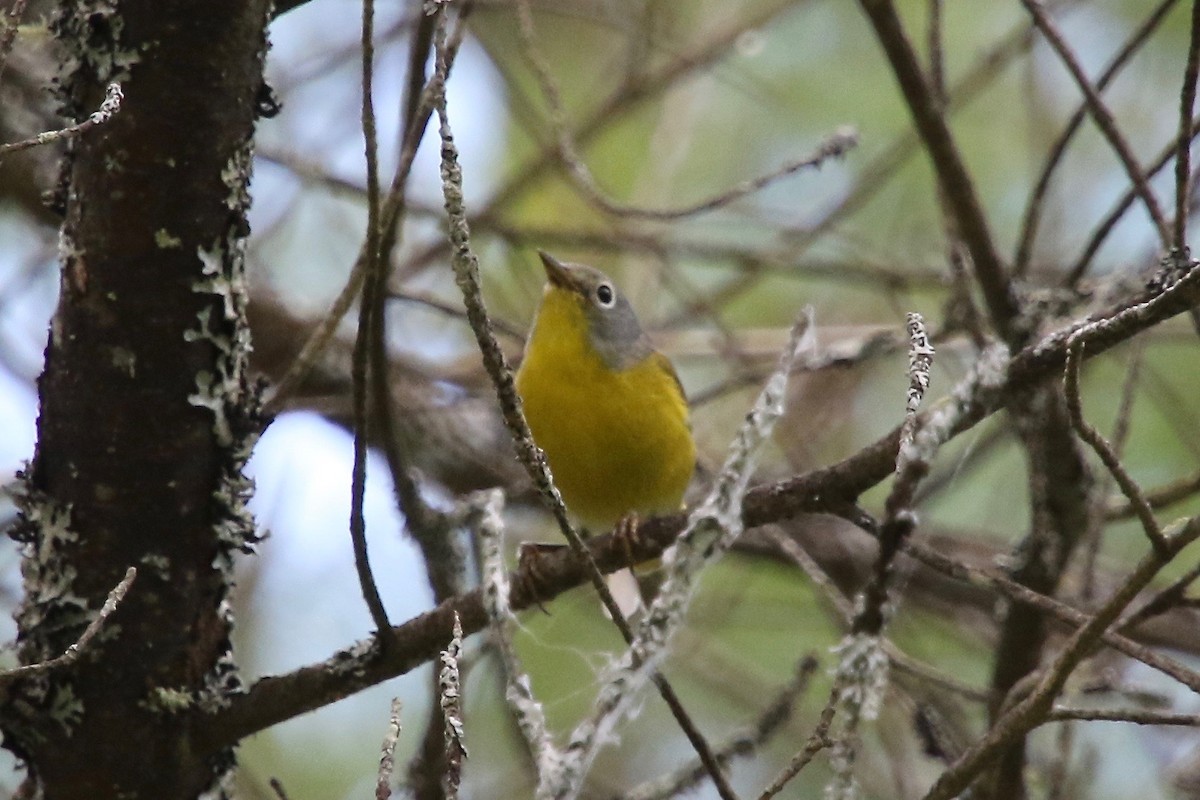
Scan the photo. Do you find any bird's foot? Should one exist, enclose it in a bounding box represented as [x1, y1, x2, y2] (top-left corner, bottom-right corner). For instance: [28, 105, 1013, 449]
[612, 512, 643, 566]
[516, 542, 566, 614]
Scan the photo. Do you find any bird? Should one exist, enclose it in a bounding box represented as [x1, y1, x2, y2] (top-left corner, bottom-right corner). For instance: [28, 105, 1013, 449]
[515, 251, 695, 608]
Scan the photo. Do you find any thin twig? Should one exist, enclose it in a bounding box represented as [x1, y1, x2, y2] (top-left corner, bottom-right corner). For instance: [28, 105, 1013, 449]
[0, 567, 136, 689]
[1081, 341, 1145, 600]
[621, 656, 821, 800]
[856, 0, 1019, 342]
[1063, 337, 1169, 553]
[827, 313, 933, 797]
[1106, 468, 1200, 519]
[1014, 0, 1179, 275]
[389, 287, 525, 340]
[928, 0, 945, 101]
[516, 0, 855, 219]
[906, 539, 1200, 695]
[855, 313, 935, 636]
[1020, 0, 1170, 248]
[921, 517, 1200, 800]
[756, 692, 838, 800]
[475, 488, 561, 797]
[1117, 561, 1200, 633]
[264, 13, 470, 414]
[1177, 0, 1200, 252]
[0, 82, 123, 157]
[1069, 113, 1200, 283]
[1045, 707, 1200, 726]
[346, 0, 392, 643]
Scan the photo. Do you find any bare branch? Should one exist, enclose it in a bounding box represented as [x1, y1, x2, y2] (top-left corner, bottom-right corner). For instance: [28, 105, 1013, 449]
[1069, 114, 1200, 283]
[921, 517, 1200, 800]
[1063, 339, 1169, 553]
[514, 0, 855, 221]
[1177, 0, 1200, 251]
[856, 0, 1019, 341]
[344, 0, 393, 645]
[1045, 707, 1200, 726]
[1020, 0, 1170, 249]
[622, 656, 820, 800]
[1107, 468, 1200, 518]
[756, 692, 838, 800]
[1014, 0, 1179, 275]
[475, 489, 561, 796]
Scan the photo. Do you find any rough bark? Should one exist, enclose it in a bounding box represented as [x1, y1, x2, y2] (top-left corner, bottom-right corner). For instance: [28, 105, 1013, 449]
[1, 2, 271, 797]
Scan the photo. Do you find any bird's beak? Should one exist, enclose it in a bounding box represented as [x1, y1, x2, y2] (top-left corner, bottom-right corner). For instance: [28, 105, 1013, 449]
[539, 250, 574, 291]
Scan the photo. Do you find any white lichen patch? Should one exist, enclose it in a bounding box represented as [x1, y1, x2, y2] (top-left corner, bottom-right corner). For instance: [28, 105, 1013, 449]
[109, 346, 136, 378]
[220, 141, 254, 213]
[147, 686, 195, 714]
[155, 228, 183, 249]
[185, 308, 230, 356]
[329, 639, 376, 679]
[192, 247, 245, 329]
[18, 497, 86, 621]
[23, 496, 78, 547]
[59, 3, 139, 86]
[210, 471, 256, 557]
[186, 248, 252, 447]
[57, 227, 83, 264]
[831, 632, 889, 723]
[188, 371, 233, 447]
[139, 553, 171, 581]
[48, 683, 84, 735]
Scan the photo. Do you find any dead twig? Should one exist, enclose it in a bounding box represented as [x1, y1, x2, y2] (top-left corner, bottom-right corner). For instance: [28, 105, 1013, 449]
[0, 81, 123, 157]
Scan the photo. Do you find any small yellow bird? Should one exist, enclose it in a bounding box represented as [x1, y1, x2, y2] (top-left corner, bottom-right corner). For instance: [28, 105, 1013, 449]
[516, 251, 695, 548]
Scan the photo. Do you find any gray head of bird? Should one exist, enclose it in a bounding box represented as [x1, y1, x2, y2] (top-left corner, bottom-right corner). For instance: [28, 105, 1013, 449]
[538, 250, 654, 370]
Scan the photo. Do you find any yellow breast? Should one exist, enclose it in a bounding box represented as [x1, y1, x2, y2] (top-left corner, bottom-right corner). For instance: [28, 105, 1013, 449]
[515, 286, 695, 531]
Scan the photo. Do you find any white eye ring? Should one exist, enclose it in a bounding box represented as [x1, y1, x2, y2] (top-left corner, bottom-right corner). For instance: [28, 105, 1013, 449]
[595, 282, 615, 308]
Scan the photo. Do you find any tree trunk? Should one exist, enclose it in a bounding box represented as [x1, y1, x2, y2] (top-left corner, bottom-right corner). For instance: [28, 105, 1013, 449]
[2, 2, 271, 797]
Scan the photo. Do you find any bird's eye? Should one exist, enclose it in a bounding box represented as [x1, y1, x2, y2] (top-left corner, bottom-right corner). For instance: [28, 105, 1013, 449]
[595, 283, 615, 307]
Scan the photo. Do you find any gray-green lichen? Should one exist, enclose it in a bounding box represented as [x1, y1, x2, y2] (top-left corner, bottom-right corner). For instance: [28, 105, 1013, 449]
[146, 686, 195, 714]
[47, 683, 84, 736]
[52, 1, 140, 111]
[10, 479, 88, 652]
[181, 114, 267, 760]
[109, 346, 136, 378]
[155, 229, 183, 249]
[138, 553, 171, 581]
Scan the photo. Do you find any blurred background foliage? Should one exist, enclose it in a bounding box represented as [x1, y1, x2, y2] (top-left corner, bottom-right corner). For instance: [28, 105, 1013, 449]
[3, 0, 1200, 797]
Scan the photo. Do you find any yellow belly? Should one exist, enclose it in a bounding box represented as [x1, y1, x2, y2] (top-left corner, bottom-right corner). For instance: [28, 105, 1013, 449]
[516, 296, 694, 531]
